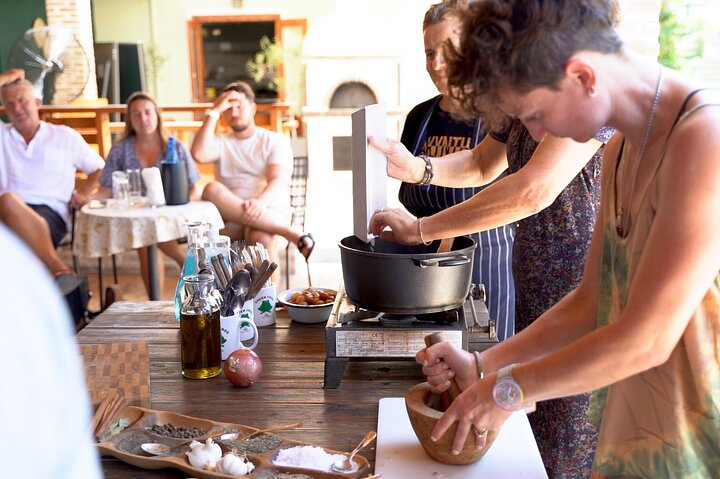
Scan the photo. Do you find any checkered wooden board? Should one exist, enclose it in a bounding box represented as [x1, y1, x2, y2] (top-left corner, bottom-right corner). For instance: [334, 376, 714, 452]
[80, 341, 151, 408]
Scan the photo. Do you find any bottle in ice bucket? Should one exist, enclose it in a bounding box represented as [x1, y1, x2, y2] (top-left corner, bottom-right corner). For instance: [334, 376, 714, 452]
[180, 273, 222, 379]
[174, 221, 206, 321]
[161, 136, 189, 205]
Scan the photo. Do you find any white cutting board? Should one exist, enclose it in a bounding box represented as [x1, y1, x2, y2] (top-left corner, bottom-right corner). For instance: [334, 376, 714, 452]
[351, 103, 387, 243]
[376, 398, 548, 479]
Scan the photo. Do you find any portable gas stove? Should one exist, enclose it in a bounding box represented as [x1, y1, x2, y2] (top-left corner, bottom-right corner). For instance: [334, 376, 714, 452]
[324, 282, 497, 388]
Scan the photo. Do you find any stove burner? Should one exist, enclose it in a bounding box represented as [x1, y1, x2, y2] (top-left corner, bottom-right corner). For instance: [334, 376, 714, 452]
[378, 314, 417, 323]
[324, 283, 498, 388]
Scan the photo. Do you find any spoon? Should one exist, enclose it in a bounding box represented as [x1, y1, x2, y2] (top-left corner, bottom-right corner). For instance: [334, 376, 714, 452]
[223, 269, 251, 315]
[141, 429, 226, 456]
[220, 285, 236, 316]
[227, 268, 251, 298]
[331, 430, 377, 473]
[219, 421, 304, 442]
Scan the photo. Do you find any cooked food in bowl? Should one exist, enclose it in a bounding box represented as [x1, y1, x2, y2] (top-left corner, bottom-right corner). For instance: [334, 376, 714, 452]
[277, 287, 337, 324]
[286, 288, 336, 306]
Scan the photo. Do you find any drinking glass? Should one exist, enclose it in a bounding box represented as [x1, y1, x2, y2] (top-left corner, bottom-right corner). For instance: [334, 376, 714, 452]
[126, 168, 143, 201]
[111, 171, 130, 209]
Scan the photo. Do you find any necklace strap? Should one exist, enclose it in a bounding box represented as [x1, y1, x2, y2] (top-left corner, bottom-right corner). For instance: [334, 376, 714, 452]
[616, 66, 664, 237]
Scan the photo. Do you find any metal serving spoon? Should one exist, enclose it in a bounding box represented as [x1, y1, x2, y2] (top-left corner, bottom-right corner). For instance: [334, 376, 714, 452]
[331, 430, 377, 473]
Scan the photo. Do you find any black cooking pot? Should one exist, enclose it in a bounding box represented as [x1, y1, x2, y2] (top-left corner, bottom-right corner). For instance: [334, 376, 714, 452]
[339, 235, 475, 314]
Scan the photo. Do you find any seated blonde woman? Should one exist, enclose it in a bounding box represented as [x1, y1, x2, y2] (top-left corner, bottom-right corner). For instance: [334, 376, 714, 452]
[95, 92, 200, 298]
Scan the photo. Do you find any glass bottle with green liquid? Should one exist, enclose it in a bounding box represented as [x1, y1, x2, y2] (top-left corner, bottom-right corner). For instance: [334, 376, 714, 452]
[174, 221, 206, 321]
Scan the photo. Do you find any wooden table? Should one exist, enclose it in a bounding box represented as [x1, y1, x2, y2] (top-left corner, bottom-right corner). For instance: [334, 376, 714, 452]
[77, 300, 427, 477]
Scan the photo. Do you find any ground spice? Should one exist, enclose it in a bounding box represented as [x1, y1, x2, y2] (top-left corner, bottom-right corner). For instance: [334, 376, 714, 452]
[254, 472, 314, 479]
[115, 430, 165, 455]
[221, 432, 283, 454]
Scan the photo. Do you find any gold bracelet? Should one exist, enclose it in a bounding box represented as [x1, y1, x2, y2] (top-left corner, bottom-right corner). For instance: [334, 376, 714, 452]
[417, 217, 432, 246]
[473, 351, 484, 379]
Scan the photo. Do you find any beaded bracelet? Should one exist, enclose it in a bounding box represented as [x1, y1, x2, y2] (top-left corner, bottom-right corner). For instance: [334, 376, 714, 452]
[418, 155, 434, 185]
[417, 217, 432, 246]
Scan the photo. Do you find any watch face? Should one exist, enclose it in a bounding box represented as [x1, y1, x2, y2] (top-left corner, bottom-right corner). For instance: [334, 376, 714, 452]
[493, 377, 523, 411]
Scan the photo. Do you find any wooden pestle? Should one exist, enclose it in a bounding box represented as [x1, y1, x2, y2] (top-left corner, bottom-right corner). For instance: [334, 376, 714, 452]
[424, 332, 461, 412]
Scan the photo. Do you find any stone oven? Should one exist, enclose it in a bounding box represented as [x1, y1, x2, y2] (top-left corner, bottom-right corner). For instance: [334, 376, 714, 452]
[300, 1, 405, 252]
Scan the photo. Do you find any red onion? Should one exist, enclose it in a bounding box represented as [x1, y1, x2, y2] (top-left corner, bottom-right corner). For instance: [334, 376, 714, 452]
[224, 349, 262, 387]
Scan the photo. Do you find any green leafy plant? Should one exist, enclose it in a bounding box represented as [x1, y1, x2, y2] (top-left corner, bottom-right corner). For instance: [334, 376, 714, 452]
[658, 0, 704, 70]
[246, 35, 283, 92]
[144, 43, 168, 96]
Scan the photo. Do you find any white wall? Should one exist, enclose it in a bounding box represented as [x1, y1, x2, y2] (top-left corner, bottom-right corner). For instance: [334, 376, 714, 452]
[91, 0, 438, 108]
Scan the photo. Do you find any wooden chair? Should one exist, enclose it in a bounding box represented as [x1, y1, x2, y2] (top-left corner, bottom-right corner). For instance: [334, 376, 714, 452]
[285, 154, 309, 289]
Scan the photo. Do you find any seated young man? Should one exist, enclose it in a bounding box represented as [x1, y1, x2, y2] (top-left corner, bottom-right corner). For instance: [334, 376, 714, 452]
[0, 69, 103, 288]
[191, 81, 314, 280]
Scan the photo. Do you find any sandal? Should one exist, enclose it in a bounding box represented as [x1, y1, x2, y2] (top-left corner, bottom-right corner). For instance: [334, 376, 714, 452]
[297, 233, 315, 262]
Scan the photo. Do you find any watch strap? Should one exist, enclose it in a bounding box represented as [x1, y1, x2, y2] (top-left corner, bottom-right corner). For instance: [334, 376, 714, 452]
[493, 363, 536, 412]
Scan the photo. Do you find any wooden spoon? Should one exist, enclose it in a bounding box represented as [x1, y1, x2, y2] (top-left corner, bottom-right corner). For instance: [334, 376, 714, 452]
[220, 421, 304, 441]
[436, 237, 454, 253]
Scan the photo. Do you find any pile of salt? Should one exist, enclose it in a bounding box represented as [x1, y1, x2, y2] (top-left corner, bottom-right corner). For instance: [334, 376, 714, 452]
[273, 445, 346, 472]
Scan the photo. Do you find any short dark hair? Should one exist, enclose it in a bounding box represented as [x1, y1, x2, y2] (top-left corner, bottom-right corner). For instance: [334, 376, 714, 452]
[222, 81, 256, 103]
[446, 0, 623, 128]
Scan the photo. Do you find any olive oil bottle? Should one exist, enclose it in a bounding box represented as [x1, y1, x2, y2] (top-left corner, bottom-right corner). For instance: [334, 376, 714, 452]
[180, 274, 221, 379]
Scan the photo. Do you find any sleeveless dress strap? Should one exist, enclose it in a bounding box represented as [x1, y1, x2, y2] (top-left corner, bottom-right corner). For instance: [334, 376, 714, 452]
[659, 88, 720, 159]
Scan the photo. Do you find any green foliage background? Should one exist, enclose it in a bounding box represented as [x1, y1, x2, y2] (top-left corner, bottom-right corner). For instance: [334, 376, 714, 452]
[658, 0, 704, 70]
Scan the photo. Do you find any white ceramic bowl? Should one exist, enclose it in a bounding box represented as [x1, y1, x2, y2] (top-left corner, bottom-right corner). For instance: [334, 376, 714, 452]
[277, 287, 337, 324]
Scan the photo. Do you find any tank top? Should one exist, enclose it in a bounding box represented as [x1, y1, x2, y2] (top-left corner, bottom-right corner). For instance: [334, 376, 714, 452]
[591, 89, 720, 478]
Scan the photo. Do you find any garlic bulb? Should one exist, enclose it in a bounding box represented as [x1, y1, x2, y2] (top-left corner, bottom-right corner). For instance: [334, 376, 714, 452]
[186, 438, 222, 470]
[216, 451, 256, 476]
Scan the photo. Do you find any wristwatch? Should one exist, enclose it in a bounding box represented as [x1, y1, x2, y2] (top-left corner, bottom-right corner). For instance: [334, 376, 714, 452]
[204, 109, 220, 120]
[492, 363, 526, 411]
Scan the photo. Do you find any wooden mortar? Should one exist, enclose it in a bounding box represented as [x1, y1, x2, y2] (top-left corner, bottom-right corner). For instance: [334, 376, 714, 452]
[404, 333, 498, 465]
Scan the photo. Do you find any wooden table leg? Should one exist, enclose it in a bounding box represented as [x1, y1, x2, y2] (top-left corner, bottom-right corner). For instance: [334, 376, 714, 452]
[147, 243, 160, 300]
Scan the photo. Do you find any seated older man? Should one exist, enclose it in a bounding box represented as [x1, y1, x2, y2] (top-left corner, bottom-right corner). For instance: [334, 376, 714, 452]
[191, 81, 314, 277]
[0, 69, 104, 285]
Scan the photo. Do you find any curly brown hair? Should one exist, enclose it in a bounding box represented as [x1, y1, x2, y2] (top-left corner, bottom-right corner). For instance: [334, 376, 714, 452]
[447, 0, 622, 129]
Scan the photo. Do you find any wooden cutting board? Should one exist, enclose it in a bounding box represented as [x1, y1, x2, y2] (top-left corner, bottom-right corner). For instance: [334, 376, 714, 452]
[80, 341, 151, 408]
[375, 398, 547, 478]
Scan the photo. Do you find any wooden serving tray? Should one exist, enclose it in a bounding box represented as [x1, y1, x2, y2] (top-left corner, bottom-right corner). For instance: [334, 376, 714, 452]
[97, 406, 371, 479]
